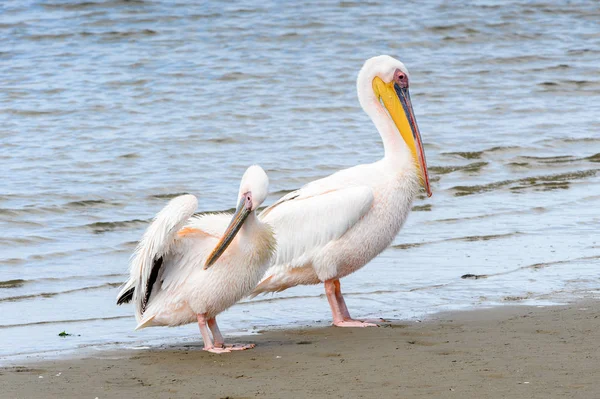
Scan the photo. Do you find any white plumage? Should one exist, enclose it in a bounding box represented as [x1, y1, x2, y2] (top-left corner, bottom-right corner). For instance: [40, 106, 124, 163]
[251, 55, 431, 327]
[117, 165, 275, 353]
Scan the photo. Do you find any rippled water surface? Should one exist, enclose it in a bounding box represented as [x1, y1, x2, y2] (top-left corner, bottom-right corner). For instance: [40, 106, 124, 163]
[2, 0, 600, 363]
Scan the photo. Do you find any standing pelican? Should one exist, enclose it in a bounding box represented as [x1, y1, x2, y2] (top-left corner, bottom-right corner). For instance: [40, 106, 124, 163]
[116, 165, 275, 353]
[251, 55, 431, 327]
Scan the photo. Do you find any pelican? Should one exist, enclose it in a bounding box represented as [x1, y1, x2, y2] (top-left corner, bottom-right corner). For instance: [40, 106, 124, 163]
[116, 165, 275, 353]
[251, 55, 432, 327]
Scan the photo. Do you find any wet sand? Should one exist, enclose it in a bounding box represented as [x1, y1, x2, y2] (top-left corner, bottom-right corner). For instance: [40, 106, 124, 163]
[2, 302, 599, 399]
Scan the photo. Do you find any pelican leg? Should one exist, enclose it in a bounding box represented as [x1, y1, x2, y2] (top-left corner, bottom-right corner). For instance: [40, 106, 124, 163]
[333, 279, 352, 320]
[208, 317, 255, 351]
[207, 317, 225, 347]
[325, 279, 377, 327]
[198, 314, 231, 354]
[324, 279, 350, 326]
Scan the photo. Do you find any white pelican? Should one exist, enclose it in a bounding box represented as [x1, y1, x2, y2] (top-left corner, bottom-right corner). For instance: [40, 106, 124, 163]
[251, 55, 431, 327]
[116, 165, 275, 353]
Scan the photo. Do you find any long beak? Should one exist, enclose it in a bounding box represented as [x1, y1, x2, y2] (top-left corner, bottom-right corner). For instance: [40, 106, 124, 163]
[204, 197, 250, 269]
[372, 78, 432, 197]
[394, 84, 431, 197]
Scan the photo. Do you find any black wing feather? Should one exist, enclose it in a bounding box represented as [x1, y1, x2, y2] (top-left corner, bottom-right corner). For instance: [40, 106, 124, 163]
[141, 256, 163, 314]
[116, 286, 134, 305]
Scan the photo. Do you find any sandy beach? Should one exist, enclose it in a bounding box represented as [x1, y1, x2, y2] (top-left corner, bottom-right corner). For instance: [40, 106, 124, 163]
[2, 301, 598, 398]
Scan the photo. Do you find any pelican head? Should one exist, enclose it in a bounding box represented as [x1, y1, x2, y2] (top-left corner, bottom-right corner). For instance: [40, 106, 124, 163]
[358, 55, 432, 197]
[204, 165, 269, 268]
[236, 164, 269, 211]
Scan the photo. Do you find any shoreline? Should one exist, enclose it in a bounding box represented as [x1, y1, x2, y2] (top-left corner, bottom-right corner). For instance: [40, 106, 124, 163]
[2, 300, 599, 398]
[0, 300, 560, 367]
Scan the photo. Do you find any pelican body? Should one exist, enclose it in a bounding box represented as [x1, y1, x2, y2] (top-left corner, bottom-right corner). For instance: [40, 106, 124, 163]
[117, 165, 275, 353]
[252, 56, 432, 327]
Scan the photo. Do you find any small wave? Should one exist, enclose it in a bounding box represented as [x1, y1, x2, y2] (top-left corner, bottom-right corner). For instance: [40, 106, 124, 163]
[216, 72, 261, 82]
[0, 235, 53, 246]
[245, 293, 324, 305]
[464, 255, 600, 282]
[83, 218, 149, 234]
[65, 199, 114, 208]
[411, 204, 432, 212]
[429, 161, 488, 175]
[106, 79, 150, 87]
[530, 64, 571, 73]
[0, 273, 125, 288]
[118, 152, 140, 159]
[247, 288, 403, 305]
[442, 151, 481, 159]
[519, 155, 575, 163]
[508, 162, 529, 168]
[512, 154, 600, 166]
[117, 240, 138, 249]
[409, 283, 449, 292]
[339, 1, 380, 8]
[450, 169, 598, 197]
[393, 232, 521, 250]
[510, 181, 569, 192]
[26, 33, 74, 41]
[0, 206, 66, 216]
[567, 48, 594, 55]
[538, 79, 600, 90]
[0, 23, 27, 29]
[289, 21, 326, 29]
[0, 282, 122, 303]
[150, 192, 190, 200]
[543, 137, 600, 145]
[442, 146, 521, 160]
[0, 258, 26, 266]
[5, 109, 72, 116]
[94, 29, 158, 43]
[42, 0, 146, 10]
[278, 32, 300, 39]
[486, 55, 554, 65]
[205, 137, 239, 144]
[402, 256, 600, 297]
[293, 144, 340, 152]
[290, 106, 356, 114]
[523, 256, 600, 272]
[428, 23, 464, 32]
[1, 248, 97, 266]
[0, 279, 26, 289]
[0, 315, 133, 329]
[585, 153, 600, 163]
[193, 207, 240, 216]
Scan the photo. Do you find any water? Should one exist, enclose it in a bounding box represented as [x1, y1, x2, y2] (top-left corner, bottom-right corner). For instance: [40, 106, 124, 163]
[1, 0, 599, 364]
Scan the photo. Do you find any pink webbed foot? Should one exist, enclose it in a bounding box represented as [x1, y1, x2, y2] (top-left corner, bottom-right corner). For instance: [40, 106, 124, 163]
[204, 346, 233, 354]
[333, 319, 378, 327]
[325, 280, 382, 328]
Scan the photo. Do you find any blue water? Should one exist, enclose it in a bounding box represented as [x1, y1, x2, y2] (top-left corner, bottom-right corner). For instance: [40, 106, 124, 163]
[1, 0, 599, 364]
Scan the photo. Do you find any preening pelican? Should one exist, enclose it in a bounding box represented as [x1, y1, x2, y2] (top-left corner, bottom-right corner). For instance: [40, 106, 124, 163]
[116, 165, 275, 353]
[251, 55, 431, 327]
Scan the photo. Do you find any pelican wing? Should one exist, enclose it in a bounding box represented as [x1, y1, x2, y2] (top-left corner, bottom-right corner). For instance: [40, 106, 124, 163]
[115, 194, 198, 317]
[156, 213, 232, 291]
[260, 184, 374, 274]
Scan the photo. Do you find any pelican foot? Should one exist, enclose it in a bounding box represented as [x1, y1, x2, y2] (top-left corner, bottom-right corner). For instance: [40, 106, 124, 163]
[204, 347, 233, 354]
[333, 320, 378, 327]
[223, 343, 255, 351]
